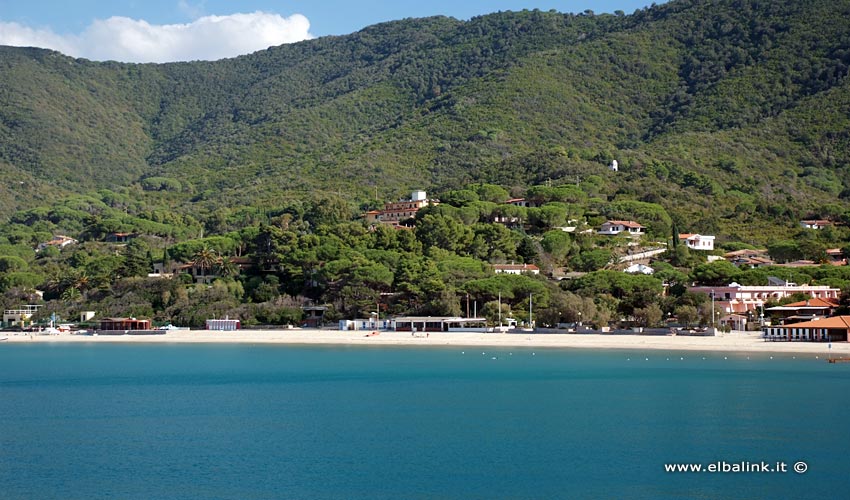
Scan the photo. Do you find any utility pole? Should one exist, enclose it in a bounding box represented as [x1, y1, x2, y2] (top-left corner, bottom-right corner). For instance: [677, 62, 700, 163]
[711, 288, 714, 328]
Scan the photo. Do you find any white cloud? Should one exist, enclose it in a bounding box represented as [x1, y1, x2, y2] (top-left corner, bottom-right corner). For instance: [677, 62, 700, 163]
[178, 0, 207, 20]
[0, 21, 78, 56]
[0, 11, 313, 63]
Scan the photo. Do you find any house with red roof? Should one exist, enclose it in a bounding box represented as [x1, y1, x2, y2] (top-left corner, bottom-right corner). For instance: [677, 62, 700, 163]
[598, 220, 645, 236]
[689, 282, 841, 315]
[678, 233, 715, 251]
[765, 298, 840, 325]
[826, 248, 847, 266]
[363, 190, 436, 228]
[36, 235, 77, 252]
[799, 219, 834, 230]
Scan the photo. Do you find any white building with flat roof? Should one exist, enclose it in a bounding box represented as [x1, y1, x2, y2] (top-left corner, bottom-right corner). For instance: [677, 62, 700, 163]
[689, 282, 841, 314]
[3, 305, 41, 327]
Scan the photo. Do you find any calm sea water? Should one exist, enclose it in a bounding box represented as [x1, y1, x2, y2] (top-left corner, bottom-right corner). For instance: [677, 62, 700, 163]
[1, 343, 848, 500]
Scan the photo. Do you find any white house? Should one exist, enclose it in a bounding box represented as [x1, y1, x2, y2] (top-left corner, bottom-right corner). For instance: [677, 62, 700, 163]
[492, 263, 540, 275]
[800, 219, 833, 230]
[678, 233, 715, 251]
[365, 190, 436, 227]
[3, 304, 41, 327]
[624, 263, 654, 275]
[36, 235, 77, 252]
[598, 220, 645, 236]
[689, 282, 841, 314]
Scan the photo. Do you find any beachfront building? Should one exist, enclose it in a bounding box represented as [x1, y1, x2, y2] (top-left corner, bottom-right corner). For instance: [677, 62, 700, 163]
[206, 318, 241, 330]
[391, 316, 488, 333]
[719, 313, 749, 331]
[2, 304, 41, 327]
[598, 220, 645, 236]
[97, 317, 152, 332]
[678, 233, 715, 251]
[339, 318, 392, 331]
[762, 316, 850, 342]
[765, 298, 839, 325]
[688, 282, 841, 314]
[302, 305, 328, 328]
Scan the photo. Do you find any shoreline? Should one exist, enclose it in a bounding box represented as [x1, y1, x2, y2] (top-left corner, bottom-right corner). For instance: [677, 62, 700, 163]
[2, 329, 847, 355]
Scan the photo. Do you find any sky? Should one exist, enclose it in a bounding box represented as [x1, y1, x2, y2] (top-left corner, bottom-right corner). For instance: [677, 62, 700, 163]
[0, 1, 664, 63]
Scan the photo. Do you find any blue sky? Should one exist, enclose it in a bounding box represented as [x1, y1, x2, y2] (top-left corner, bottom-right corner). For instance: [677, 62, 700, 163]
[0, 1, 663, 62]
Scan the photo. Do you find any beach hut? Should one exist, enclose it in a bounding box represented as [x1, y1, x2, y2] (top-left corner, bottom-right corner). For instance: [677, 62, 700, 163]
[206, 318, 241, 331]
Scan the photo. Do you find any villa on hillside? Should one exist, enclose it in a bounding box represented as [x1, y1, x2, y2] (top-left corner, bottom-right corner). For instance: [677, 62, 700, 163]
[723, 248, 774, 268]
[105, 232, 138, 244]
[176, 256, 253, 284]
[689, 282, 841, 314]
[492, 263, 540, 275]
[36, 235, 77, 252]
[678, 233, 715, 251]
[826, 248, 847, 265]
[598, 220, 645, 236]
[800, 219, 834, 230]
[763, 316, 850, 342]
[624, 263, 654, 275]
[364, 190, 437, 227]
[504, 198, 541, 208]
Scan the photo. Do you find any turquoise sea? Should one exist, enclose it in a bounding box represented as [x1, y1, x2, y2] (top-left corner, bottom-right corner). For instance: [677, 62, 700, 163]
[1, 343, 848, 499]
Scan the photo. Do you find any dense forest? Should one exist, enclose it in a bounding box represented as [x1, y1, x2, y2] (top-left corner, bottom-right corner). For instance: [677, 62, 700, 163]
[2, 0, 850, 328]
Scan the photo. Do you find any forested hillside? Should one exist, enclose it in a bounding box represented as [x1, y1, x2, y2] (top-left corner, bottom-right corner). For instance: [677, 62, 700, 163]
[0, 0, 848, 229]
[2, 0, 850, 328]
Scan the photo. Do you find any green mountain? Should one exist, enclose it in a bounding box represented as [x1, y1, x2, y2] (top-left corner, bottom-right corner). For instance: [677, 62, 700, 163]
[1, 0, 850, 240]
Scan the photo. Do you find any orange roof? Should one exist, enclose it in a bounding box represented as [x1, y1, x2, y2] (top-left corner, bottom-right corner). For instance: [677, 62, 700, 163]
[775, 316, 850, 329]
[493, 263, 540, 271]
[724, 249, 768, 258]
[606, 220, 643, 228]
[781, 298, 838, 308]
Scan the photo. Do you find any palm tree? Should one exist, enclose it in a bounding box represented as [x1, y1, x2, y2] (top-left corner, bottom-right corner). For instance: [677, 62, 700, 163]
[216, 257, 238, 278]
[191, 246, 219, 278]
[61, 286, 81, 303]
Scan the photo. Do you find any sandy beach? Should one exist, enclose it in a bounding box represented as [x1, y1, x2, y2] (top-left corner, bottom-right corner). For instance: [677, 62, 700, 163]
[2, 328, 847, 355]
